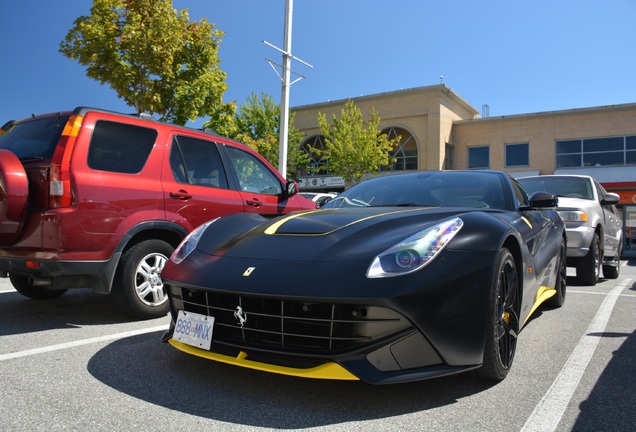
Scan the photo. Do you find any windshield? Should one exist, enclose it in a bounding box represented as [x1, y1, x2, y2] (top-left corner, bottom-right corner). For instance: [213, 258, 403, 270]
[518, 176, 594, 200]
[323, 171, 510, 210]
[0, 114, 69, 159]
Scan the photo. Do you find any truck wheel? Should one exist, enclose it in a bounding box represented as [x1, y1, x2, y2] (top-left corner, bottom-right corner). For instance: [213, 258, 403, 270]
[576, 233, 601, 286]
[10, 274, 67, 299]
[111, 239, 173, 319]
[602, 245, 621, 279]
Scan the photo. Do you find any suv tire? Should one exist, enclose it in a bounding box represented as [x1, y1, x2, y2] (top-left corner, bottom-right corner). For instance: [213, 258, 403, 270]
[9, 274, 68, 300]
[602, 245, 621, 279]
[576, 233, 601, 286]
[111, 239, 173, 319]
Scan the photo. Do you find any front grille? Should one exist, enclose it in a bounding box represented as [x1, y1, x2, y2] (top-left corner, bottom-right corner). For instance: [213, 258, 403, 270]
[170, 285, 411, 354]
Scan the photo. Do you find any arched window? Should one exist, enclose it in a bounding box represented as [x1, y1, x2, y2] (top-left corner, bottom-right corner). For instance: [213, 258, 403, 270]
[300, 134, 329, 175]
[381, 126, 418, 171]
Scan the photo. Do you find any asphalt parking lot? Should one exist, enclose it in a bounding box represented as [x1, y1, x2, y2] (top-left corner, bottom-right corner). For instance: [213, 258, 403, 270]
[1, 262, 635, 432]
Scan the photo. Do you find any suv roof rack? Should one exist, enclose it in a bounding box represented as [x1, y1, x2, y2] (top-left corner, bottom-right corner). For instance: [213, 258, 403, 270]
[201, 127, 218, 136]
[132, 112, 155, 121]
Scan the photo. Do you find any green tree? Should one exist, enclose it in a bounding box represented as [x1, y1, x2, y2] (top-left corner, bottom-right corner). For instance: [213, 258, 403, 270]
[315, 99, 397, 183]
[59, 0, 232, 125]
[205, 93, 309, 178]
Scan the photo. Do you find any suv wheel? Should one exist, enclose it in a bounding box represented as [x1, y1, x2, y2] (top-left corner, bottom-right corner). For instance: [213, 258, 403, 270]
[602, 244, 621, 279]
[111, 239, 173, 319]
[9, 274, 67, 299]
[576, 233, 601, 286]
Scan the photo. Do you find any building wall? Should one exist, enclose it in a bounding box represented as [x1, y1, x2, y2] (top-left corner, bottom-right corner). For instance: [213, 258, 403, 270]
[292, 85, 478, 171]
[452, 103, 636, 175]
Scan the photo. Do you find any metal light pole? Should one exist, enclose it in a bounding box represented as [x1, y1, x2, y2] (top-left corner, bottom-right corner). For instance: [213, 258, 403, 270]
[278, 0, 293, 179]
[263, 0, 312, 179]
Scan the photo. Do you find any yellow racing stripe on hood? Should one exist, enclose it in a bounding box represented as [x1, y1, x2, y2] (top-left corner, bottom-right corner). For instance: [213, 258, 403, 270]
[264, 207, 426, 235]
[264, 210, 322, 235]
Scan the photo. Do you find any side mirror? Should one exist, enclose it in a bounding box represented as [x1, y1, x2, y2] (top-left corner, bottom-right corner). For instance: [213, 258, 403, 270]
[286, 180, 298, 197]
[528, 191, 558, 208]
[601, 192, 620, 205]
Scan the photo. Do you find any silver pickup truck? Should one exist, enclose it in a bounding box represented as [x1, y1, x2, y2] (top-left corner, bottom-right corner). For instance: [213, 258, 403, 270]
[518, 174, 622, 286]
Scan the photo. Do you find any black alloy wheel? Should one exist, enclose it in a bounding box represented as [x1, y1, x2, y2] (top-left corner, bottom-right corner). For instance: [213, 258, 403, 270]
[475, 248, 519, 381]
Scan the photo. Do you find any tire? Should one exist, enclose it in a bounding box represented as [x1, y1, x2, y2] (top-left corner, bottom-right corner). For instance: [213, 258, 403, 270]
[546, 236, 567, 308]
[111, 239, 173, 319]
[9, 273, 67, 300]
[0, 150, 29, 247]
[602, 245, 621, 280]
[576, 233, 601, 286]
[474, 248, 519, 381]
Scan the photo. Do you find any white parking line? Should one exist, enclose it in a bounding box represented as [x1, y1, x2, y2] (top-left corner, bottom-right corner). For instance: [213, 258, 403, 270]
[0, 325, 168, 362]
[520, 278, 631, 432]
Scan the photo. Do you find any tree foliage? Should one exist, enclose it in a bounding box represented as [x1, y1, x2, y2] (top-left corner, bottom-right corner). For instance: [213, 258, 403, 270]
[59, 0, 232, 125]
[315, 99, 397, 183]
[204, 93, 309, 178]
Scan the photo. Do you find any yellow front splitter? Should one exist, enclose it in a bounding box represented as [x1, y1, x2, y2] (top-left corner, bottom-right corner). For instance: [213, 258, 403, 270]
[168, 339, 359, 381]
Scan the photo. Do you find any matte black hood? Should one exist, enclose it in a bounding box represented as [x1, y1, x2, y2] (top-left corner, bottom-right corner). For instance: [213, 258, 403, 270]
[196, 207, 468, 262]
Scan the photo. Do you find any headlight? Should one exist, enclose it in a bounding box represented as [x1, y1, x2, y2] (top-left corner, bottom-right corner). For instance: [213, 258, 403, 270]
[557, 210, 588, 223]
[170, 218, 219, 264]
[366, 217, 463, 278]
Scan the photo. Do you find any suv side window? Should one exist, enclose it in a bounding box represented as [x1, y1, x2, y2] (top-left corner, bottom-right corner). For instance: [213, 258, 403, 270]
[88, 121, 157, 174]
[170, 136, 229, 189]
[225, 145, 282, 195]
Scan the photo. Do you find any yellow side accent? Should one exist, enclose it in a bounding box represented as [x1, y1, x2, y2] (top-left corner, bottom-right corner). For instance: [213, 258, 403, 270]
[521, 216, 532, 229]
[168, 339, 360, 381]
[522, 285, 556, 327]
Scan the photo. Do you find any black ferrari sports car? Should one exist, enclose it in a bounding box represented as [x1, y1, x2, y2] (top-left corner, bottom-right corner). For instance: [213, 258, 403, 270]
[161, 170, 566, 384]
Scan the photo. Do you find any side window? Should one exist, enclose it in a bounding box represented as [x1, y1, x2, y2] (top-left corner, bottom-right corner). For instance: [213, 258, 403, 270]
[225, 146, 282, 195]
[511, 179, 529, 206]
[170, 136, 228, 189]
[87, 121, 157, 174]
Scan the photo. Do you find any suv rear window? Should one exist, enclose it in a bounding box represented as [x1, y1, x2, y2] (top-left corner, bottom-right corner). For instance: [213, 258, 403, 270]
[0, 115, 69, 159]
[87, 121, 157, 174]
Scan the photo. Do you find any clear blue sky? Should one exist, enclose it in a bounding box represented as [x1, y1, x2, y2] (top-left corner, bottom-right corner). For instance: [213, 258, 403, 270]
[2, 1, 635, 127]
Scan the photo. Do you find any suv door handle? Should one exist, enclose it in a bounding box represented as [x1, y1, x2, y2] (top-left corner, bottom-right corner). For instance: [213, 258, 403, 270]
[169, 190, 192, 200]
[246, 198, 262, 207]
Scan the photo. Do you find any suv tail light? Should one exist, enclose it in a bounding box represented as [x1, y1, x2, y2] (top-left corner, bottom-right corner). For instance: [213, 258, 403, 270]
[49, 115, 83, 208]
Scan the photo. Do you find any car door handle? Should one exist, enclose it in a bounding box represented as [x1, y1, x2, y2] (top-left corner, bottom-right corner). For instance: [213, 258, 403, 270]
[169, 190, 192, 200]
[246, 198, 263, 207]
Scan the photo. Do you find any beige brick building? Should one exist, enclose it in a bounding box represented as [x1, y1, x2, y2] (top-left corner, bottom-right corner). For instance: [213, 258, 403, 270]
[291, 84, 636, 257]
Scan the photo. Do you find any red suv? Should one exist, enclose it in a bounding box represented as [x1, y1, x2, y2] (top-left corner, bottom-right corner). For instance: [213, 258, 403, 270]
[0, 107, 315, 318]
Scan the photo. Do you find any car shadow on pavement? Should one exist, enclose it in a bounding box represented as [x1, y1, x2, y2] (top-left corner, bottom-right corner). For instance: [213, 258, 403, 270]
[0, 289, 137, 336]
[87, 333, 497, 428]
[572, 298, 636, 430]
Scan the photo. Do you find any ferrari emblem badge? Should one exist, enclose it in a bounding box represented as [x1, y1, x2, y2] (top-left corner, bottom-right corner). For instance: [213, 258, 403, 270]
[243, 267, 255, 277]
[234, 306, 247, 328]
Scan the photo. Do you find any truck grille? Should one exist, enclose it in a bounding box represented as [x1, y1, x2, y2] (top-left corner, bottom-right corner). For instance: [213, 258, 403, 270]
[169, 285, 411, 354]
